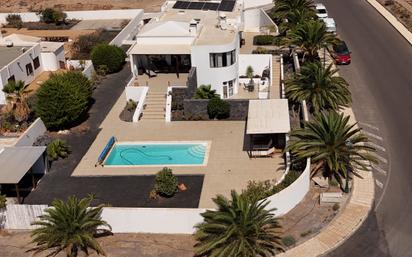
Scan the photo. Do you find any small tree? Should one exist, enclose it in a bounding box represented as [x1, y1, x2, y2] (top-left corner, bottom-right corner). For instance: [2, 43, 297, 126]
[91, 44, 126, 74]
[39, 8, 67, 24]
[194, 85, 219, 99]
[47, 139, 70, 161]
[2, 80, 30, 122]
[0, 194, 7, 209]
[6, 14, 23, 29]
[35, 72, 92, 130]
[154, 168, 178, 197]
[207, 98, 230, 119]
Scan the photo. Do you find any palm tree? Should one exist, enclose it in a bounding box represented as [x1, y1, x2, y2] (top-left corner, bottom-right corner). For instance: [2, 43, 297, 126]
[194, 191, 283, 257]
[286, 61, 351, 113]
[284, 19, 338, 61]
[2, 80, 30, 122]
[286, 112, 377, 192]
[29, 195, 112, 257]
[47, 139, 70, 161]
[194, 85, 220, 99]
[272, 0, 316, 31]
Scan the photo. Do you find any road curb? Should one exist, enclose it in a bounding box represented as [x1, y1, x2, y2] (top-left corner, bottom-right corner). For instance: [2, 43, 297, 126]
[365, 0, 412, 46]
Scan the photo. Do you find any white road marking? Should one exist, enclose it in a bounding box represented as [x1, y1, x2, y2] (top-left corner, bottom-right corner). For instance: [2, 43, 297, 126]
[359, 122, 380, 131]
[372, 164, 387, 176]
[364, 131, 384, 141]
[374, 154, 388, 164]
[366, 141, 386, 152]
[375, 179, 384, 189]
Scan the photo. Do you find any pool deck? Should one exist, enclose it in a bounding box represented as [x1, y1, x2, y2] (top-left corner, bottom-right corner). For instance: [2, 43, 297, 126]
[73, 90, 284, 208]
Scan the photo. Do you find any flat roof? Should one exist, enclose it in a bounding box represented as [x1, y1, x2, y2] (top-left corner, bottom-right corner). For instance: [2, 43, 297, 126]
[0, 146, 46, 184]
[247, 99, 291, 134]
[129, 43, 191, 54]
[0, 46, 25, 69]
[40, 42, 64, 53]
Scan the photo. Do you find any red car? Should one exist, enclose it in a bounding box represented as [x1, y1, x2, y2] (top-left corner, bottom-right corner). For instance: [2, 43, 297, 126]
[331, 41, 351, 64]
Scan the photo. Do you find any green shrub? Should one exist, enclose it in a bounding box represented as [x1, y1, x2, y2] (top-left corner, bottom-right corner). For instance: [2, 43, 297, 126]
[47, 139, 70, 160]
[253, 47, 269, 54]
[207, 98, 230, 119]
[0, 194, 6, 208]
[241, 180, 273, 202]
[253, 35, 275, 45]
[126, 99, 137, 111]
[6, 14, 23, 28]
[91, 44, 126, 74]
[332, 203, 340, 211]
[194, 85, 219, 99]
[282, 235, 296, 247]
[40, 8, 67, 24]
[154, 168, 178, 197]
[35, 72, 92, 130]
[300, 229, 312, 238]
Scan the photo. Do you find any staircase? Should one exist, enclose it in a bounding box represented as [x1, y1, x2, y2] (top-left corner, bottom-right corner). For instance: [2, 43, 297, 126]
[270, 56, 281, 99]
[141, 91, 166, 120]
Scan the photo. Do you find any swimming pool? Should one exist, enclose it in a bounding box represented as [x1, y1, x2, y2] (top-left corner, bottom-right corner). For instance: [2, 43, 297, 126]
[104, 142, 209, 166]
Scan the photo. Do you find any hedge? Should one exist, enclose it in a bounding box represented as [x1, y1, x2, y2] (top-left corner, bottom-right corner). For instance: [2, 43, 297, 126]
[91, 44, 127, 74]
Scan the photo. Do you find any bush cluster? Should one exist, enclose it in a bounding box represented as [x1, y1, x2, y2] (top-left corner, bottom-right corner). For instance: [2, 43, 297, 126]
[35, 72, 92, 130]
[154, 168, 178, 197]
[91, 44, 126, 74]
[40, 8, 67, 24]
[241, 170, 302, 202]
[6, 14, 23, 29]
[207, 98, 230, 119]
[253, 35, 275, 45]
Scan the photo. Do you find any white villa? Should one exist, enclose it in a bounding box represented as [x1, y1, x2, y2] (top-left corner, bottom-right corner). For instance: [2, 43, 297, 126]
[0, 34, 65, 104]
[128, 0, 276, 98]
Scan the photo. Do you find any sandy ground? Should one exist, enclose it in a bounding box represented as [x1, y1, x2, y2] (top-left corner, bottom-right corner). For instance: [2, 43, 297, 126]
[0, 231, 196, 257]
[0, 0, 165, 13]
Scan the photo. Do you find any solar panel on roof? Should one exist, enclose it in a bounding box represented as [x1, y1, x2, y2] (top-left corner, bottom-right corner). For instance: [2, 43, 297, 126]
[203, 2, 219, 11]
[187, 1, 205, 10]
[173, 1, 190, 9]
[218, 0, 236, 12]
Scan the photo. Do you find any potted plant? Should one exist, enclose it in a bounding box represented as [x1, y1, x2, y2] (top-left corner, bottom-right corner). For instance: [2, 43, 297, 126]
[246, 65, 255, 91]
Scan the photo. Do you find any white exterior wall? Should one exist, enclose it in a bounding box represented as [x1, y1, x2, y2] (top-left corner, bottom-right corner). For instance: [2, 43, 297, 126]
[243, 0, 273, 9]
[110, 11, 144, 46]
[136, 37, 194, 45]
[14, 118, 47, 147]
[0, 9, 144, 24]
[243, 8, 278, 33]
[191, 35, 240, 98]
[40, 52, 58, 71]
[0, 44, 43, 104]
[238, 54, 272, 77]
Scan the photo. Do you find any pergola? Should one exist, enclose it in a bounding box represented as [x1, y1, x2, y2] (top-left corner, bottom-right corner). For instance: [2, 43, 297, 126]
[0, 146, 47, 203]
[246, 99, 291, 157]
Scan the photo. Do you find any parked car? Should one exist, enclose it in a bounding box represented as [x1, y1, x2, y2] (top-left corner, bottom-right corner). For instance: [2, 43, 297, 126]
[321, 17, 336, 34]
[330, 40, 351, 64]
[315, 3, 328, 19]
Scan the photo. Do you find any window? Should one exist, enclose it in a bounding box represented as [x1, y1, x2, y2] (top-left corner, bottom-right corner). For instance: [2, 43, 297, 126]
[26, 63, 33, 76]
[210, 49, 236, 68]
[33, 57, 40, 70]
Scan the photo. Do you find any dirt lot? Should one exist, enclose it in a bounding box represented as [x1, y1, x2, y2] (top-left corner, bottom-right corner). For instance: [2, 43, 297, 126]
[0, 0, 165, 13]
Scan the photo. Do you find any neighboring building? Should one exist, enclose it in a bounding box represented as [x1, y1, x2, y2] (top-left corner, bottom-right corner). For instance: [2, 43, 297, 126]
[0, 34, 65, 104]
[128, 0, 277, 98]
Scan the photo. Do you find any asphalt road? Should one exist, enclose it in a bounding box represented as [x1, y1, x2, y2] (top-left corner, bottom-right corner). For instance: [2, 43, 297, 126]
[318, 0, 412, 256]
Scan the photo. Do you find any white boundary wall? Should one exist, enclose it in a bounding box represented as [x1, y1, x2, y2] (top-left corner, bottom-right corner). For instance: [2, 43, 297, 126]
[14, 118, 46, 147]
[125, 80, 148, 123]
[66, 60, 95, 79]
[0, 9, 144, 24]
[110, 11, 144, 46]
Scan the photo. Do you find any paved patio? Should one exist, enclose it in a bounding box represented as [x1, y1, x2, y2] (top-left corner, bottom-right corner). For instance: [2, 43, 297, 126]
[73, 83, 285, 207]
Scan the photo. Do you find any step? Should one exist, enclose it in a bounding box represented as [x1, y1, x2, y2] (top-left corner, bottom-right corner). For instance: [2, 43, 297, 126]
[142, 115, 164, 119]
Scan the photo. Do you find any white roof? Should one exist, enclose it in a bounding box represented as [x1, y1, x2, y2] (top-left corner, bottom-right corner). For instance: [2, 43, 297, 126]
[247, 99, 291, 134]
[40, 42, 64, 53]
[0, 146, 46, 184]
[128, 43, 191, 55]
[0, 34, 40, 46]
[138, 21, 191, 37]
[322, 18, 336, 26]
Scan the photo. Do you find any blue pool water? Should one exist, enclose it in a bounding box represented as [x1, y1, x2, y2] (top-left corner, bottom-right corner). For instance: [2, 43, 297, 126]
[104, 143, 207, 166]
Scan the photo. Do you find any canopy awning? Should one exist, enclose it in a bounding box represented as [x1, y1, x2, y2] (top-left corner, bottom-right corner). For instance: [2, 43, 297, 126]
[128, 43, 191, 55]
[247, 99, 291, 134]
[0, 146, 46, 184]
